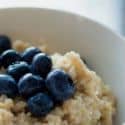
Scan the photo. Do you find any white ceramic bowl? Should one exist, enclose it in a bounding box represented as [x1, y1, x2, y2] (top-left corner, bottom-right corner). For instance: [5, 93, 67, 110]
[0, 8, 124, 125]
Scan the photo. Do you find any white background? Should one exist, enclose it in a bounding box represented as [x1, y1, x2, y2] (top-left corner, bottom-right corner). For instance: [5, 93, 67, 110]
[0, 0, 124, 35]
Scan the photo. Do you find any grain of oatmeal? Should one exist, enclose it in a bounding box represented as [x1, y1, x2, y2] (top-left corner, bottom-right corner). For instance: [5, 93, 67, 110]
[13, 40, 47, 53]
[13, 40, 30, 52]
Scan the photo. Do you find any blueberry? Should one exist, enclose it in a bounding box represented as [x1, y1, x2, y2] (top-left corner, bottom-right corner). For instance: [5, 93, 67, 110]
[18, 73, 46, 98]
[0, 74, 18, 97]
[27, 93, 54, 117]
[46, 69, 75, 102]
[0, 35, 11, 54]
[22, 47, 41, 64]
[1, 49, 21, 68]
[31, 53, 52, 77]
[7, 61, 30, 82]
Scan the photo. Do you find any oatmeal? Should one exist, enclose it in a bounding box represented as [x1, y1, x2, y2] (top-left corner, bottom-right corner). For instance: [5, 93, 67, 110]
[0, 39, 116, 125]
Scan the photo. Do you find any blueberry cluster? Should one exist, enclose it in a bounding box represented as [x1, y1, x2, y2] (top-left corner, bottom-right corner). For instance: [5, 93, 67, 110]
[0, 35, 75, 117]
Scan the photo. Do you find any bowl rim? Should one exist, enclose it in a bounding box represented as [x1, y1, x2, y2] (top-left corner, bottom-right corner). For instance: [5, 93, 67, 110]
[0, 6, 124, 42]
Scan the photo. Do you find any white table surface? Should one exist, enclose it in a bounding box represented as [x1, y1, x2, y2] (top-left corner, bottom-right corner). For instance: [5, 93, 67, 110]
[0, 0, 124, 35]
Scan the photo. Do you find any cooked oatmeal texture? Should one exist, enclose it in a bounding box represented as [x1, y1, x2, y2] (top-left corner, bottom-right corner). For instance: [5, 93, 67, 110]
[0, 41, 116, 125]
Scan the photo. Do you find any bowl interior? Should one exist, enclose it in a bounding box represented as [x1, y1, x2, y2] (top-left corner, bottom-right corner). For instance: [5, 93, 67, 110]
[0, 8, 124, 125]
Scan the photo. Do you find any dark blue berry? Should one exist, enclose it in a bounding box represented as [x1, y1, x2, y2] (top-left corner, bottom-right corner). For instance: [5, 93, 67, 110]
[0, 74, 18, 97]
[31, 53, 52, 77]
[18, 73, 46, 98]
[46, 69, 75, 102]
[7, 61, 30, 82]
[1, 49, 21, 68]
[22, 47, 41, 64]
[0, 35, 11, 54]
[27, 93, 54, 117]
